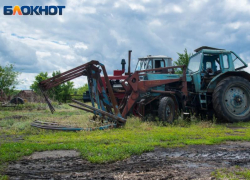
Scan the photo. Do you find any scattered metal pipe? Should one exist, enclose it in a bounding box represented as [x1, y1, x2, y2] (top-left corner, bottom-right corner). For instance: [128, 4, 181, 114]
[31, 120, 116, 131]
[72, 99, 126, 124]
[68, 104, 94, 113]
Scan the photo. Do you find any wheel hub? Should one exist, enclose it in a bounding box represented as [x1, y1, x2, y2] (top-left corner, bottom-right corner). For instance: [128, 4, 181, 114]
[166, 105, 170, 118]
[224, 86, 250, 116]
[233, 95, 243, 106]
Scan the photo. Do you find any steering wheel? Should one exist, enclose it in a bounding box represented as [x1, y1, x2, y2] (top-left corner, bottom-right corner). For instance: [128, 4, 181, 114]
[206, 68, 214, 74]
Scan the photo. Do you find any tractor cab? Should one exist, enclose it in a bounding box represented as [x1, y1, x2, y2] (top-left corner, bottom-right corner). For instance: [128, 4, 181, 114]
[135, 55, 173, 81]
[187, 46, 248, 92]
[135, 55, 172, 71]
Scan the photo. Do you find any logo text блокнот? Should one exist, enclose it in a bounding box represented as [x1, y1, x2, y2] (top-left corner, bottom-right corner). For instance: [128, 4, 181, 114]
[3, 6, 65, 15]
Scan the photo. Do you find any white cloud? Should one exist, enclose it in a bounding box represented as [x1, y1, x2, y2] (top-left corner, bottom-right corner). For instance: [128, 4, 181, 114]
[17, 73, 37, 90]
[163, 4, 183, 14]
[65, 0, 96, 14]
[62, 55, 75, 60]
[244, 63, 250, 73]
[74, 42, 88, 50]
[149, 19, 162, 26]
[110, 30, 129, 45]
[128, 3, 145, 11]
[227, 22, 242, 30]
[77, 7, 96, 14]
[188, 0, 208, 10]
[1, 0, 250, 91]
[225, 0, 250, 13]
[173, 5, 183, 13]
[36, 52, 51, 58]
[114, 2, 120, 8]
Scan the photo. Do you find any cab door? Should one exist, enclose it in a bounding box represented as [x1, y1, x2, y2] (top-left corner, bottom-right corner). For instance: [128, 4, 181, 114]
[220, 53, 232, 72]
[187, 53, 203, 92]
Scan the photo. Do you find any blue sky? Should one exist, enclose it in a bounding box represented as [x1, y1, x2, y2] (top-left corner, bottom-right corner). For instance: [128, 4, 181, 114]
[1, 0, 250, 89]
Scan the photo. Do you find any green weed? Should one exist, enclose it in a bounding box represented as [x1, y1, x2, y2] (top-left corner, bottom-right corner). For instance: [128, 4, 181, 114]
[212, 167, 250, 180]
[1, 103, 250, 177]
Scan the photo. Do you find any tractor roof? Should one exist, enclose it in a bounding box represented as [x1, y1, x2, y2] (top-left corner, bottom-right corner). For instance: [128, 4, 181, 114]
[194, 46, 225, 52]
[192, 46, 232, 58]
[139, 55, 172, 59]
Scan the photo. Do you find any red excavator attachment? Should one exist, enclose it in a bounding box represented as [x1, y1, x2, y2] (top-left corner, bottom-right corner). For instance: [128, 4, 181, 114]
[39, 60, 126, 125]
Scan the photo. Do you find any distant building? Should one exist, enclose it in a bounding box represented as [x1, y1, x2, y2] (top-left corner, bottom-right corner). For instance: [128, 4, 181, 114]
[15, 90, 45, 103]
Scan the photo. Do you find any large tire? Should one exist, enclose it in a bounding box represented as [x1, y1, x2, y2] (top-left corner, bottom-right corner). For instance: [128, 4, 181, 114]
[158, 97, 176, 123]
[212, 76, 250, 122]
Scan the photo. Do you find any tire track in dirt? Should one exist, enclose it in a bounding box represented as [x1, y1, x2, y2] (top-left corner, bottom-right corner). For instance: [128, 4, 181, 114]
[5, 141, 250, 179]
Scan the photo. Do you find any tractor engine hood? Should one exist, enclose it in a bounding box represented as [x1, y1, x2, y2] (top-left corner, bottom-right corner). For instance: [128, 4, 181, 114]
[146, 73, 192, 82]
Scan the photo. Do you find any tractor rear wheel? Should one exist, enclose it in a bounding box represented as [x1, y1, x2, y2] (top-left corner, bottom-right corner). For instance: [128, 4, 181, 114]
[158, 97, 175, 123]
[212, 76, 250, 122]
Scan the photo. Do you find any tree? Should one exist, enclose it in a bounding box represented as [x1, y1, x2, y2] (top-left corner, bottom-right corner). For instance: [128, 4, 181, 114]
[0, 64, 20, 96]
[173, 49, 192, 73]
[75, 84, 88, 95]
[174, 48, 192, 67]
[30, 72, 49, 93]
[51, 71, 63, 102]
[61, 81, 74, 102]
[30, 71, 74, 102]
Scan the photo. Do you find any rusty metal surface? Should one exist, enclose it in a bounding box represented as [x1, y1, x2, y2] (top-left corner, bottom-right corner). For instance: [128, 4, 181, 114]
[40, 88, 55, 113]
[39, 61, 98, 90]
[31, 120, 116, 131]
[68, 104, 94, 114]
[71, 99, 126, 124]
[39, 57, 188, 126]
[120, 65, 187, 117]
[150, 90, 175, 94]
[39, 60, 126, 124]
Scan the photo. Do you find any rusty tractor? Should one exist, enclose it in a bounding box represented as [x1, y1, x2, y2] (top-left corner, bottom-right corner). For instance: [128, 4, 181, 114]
[39, 46, 250, 127]
[83, 50, 173, 106]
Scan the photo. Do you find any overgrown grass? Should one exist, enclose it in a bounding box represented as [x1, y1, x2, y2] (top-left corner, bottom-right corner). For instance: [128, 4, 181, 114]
[0, 102, 69, 112]
[1, 103, 250, 178]
[0, 175, 8, 180]
[212, 166, 250, 180]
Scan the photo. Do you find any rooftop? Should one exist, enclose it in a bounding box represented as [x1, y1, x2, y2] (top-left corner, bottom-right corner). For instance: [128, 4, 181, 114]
[139, 55, 172, 59]
[194, 46, 225, 52]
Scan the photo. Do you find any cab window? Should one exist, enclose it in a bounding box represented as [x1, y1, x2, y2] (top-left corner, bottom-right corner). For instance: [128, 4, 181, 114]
[231, 52, 246, 70]
[223, 55, 229, 69]
[215, 59, 221, 71]
[206, 62, 212, 69]
[188, 53, 201, 73]
[147, 60, 153, 69]
[155, 59, 165, 68]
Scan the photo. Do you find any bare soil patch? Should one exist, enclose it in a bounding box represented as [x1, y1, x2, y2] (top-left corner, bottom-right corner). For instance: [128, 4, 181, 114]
[5, 141, 250, 179]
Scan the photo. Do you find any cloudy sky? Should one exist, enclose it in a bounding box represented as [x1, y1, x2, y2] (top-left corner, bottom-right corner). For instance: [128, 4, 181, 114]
[1, 0, 250, 89]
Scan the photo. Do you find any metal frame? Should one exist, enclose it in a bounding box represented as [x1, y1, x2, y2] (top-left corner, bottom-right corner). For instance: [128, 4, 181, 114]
[120, 65, 187, 117]
[39, 60, 126, 125]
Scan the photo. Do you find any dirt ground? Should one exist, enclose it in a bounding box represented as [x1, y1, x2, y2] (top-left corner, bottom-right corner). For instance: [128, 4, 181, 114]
[5, 141, 250, 180]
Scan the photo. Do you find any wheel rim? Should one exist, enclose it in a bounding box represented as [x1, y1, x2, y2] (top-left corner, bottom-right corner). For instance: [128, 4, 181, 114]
[165, 104, 174, 122]
[165, 105, 170, 119]
[224, 85, 250, 117]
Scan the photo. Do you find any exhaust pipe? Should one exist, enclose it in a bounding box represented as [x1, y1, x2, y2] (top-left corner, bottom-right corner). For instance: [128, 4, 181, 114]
[121, 59, 126, 71]
[128, 50, 132, 75]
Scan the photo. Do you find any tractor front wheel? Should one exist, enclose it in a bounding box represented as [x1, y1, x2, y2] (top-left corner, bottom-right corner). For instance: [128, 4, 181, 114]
[158, 97, 176, 123]
[212, 76, 250, 122]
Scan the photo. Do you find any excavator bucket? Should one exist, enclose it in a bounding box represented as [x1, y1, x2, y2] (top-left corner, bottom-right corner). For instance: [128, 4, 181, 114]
[39, 60, 126, 125]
